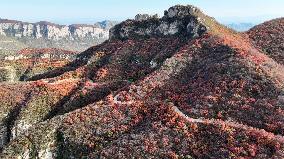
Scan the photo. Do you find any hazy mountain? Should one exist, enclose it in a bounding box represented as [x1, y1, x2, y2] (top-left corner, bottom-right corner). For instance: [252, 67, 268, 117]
[226, 22, 255, 31]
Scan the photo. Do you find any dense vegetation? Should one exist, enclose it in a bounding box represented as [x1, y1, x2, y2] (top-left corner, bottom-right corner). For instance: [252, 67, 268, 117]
[0, 5, 284, 159]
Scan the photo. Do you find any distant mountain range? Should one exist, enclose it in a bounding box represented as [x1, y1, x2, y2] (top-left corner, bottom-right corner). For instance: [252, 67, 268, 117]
[225, 22, 255, 31]
[0, 18, 119, 53]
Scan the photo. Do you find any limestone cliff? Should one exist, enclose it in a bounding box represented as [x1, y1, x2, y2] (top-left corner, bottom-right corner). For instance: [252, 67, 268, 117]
[0, 19, 118, 51]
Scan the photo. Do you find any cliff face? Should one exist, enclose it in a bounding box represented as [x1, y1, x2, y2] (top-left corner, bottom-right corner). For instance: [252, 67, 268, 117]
[0, 19, 118, 51]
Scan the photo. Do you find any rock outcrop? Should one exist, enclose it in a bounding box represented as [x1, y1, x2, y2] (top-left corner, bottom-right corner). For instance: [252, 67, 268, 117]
[109, 5, 213, 40]
[134, 14, 159, 21]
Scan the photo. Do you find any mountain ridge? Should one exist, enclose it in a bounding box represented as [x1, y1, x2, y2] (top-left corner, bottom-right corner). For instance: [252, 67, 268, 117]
[0, 4, 284, 158]
[248, 17, 284, 65]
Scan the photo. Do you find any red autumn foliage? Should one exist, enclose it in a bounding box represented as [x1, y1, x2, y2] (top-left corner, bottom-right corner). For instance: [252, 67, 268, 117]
[2, 5, 284, 159]
[17, 48, 77, 56]
[248, 18, 284, 65]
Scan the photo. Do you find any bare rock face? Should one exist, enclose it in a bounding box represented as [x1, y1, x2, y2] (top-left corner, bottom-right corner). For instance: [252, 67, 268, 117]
[134, 14, 159, 21]
[164, 5, 200, 18]
[109, 5, 208, 40]
[0, 19, 118, 51]
[0, 20, 109, 41]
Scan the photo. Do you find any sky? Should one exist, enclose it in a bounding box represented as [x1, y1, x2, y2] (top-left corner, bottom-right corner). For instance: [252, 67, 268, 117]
[0, 0, 284, 25]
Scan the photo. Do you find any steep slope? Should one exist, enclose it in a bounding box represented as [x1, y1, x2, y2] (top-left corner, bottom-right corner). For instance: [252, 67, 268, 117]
[0, 19, 118, 52]
[0, 35, 27, 58]
[248, 18, 284, 65]
[1, 5, 284, 158]
[0, 48, 77, 82]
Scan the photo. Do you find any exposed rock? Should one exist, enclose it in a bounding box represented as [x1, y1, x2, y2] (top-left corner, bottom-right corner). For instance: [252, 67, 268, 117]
[0, 19, 118, 51]
[164, 5, 200, 18]
[0, 19, 110, 41]
[109, 5, 210, 40]
[134, 14, 159, 21]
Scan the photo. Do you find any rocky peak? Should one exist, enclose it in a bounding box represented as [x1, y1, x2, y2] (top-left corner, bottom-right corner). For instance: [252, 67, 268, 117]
[164, 5, 201, 18]
[109, 5, 213, 40]
[134, 14, 159, 21]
